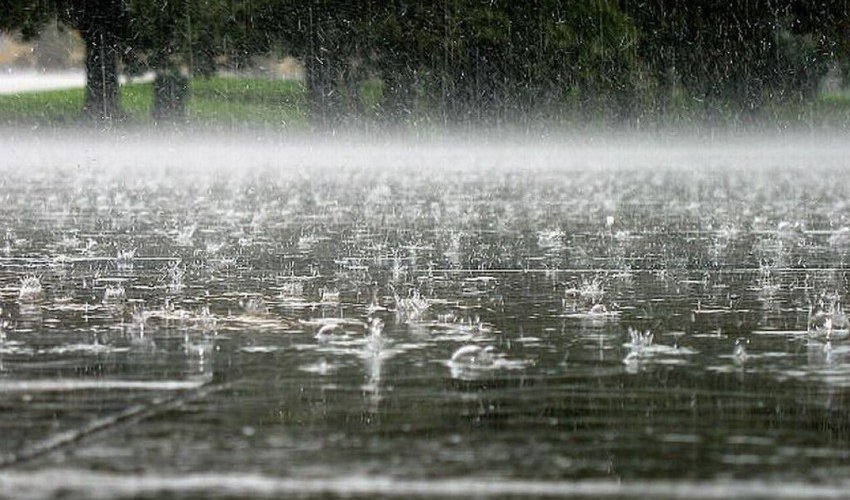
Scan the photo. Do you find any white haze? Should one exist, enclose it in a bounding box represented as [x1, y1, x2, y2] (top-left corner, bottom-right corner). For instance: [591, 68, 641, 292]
[1, 130, 848, 177]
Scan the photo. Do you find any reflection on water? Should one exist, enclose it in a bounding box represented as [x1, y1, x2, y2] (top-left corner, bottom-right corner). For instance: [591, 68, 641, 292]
[2, 138, 850, 496]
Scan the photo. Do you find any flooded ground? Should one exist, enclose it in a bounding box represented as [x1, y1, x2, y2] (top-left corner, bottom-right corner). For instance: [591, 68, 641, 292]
[1, 133, 850, 498]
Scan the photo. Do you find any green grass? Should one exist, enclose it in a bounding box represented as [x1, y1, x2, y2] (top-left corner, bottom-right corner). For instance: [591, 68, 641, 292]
[189, 77, 308, 128]
[0, 76, 309, 129]
[2, 74, 850, 131]
[0, 86, 89, 125]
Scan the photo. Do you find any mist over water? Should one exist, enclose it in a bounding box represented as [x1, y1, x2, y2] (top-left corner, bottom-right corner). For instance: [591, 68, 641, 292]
[1, 131, 850, 498]
[2, 129, 847, 171]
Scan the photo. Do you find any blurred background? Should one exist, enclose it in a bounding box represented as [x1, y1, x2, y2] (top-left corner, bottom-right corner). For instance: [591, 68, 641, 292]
[1, 1, 850, 131]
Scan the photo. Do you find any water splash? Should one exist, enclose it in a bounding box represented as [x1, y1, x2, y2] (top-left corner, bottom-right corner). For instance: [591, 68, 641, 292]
[367, 317, 384, 339]
[623, 328, 653, 372]
[808, 296, 849, 341]
[450, 344, 495, 365]
[167, 262, 186, 293]
[733, 338, 749, 364]
[174, 225, 196, 247]
[103, 285, 126, 304]
[393, 289, 431, 321]
[116, 248, 136, 270]
[320, 288, 340, 304]
[18, 276, 44, 303]
[239, 295, 268, 315]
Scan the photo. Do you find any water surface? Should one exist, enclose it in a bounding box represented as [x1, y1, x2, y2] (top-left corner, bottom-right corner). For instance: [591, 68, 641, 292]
[1, 135, 849, 498]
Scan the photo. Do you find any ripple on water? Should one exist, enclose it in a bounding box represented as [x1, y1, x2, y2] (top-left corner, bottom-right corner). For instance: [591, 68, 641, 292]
[240, 346, 282, 354]
[446, 344, 528, 380]
[4, 145, 850, 483]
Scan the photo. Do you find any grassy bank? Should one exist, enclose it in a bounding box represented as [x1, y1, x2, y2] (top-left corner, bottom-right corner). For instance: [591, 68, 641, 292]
[2, 75, 850, 131]
[0, 76, 309, 129]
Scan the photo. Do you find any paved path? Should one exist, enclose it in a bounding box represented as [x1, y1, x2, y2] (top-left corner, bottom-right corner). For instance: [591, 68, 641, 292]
[0, 69, 153, 95]
[0, 70, 85, 94]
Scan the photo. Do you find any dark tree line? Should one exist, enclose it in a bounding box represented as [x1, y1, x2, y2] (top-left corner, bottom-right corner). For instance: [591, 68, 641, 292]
[1, 0, 128, 119]
[2, 0, 849, 126]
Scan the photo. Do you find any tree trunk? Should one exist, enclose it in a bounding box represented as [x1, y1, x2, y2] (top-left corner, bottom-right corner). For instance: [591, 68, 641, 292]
[75, 1, 126, 122]
[81, 28, 121, 120]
